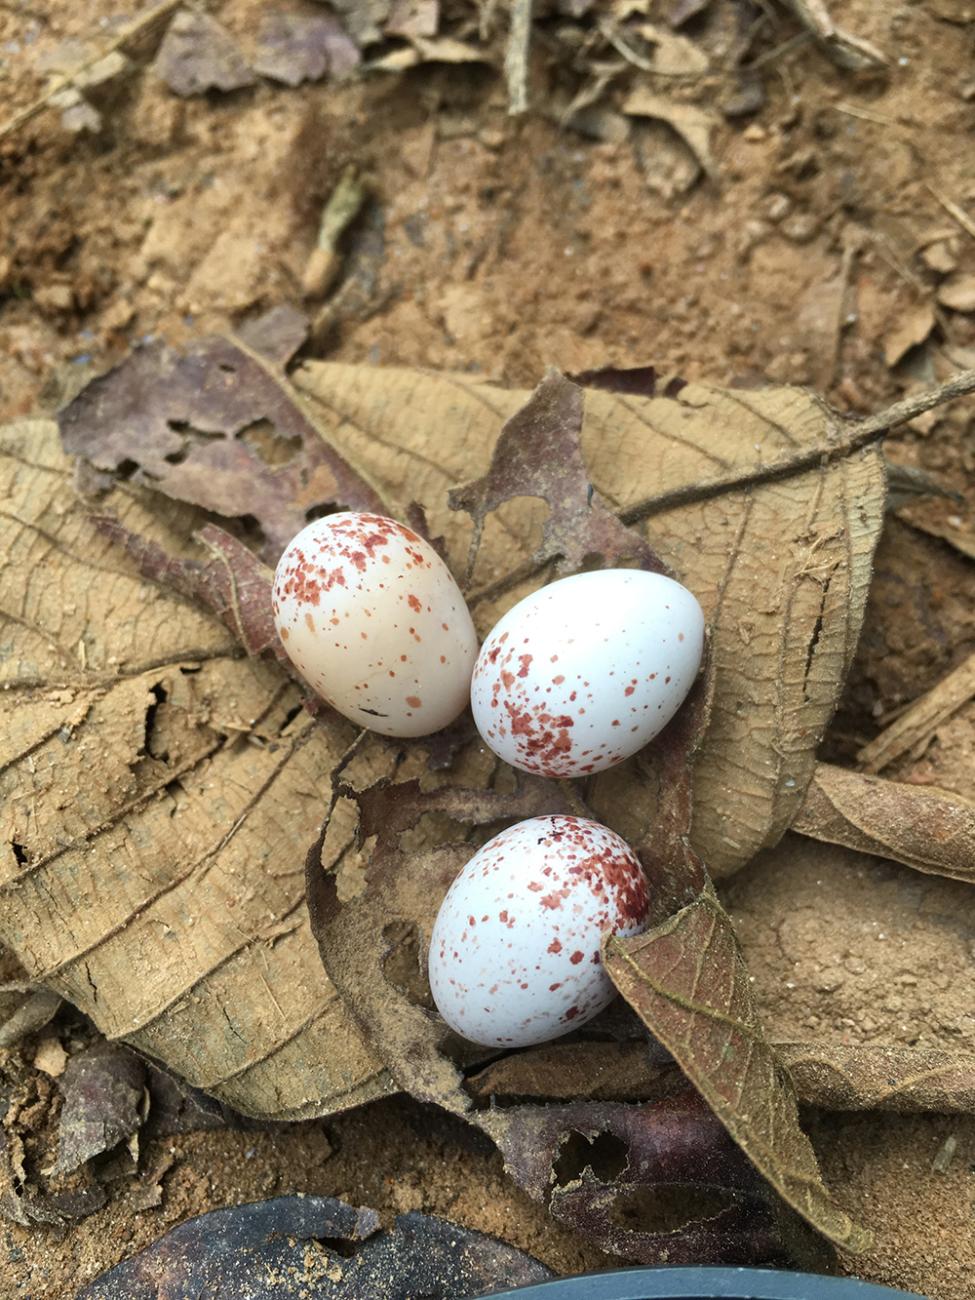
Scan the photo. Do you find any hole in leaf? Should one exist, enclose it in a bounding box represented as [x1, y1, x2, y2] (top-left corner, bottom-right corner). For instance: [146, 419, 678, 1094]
[142, 682, 170, 761]
[609, 1183, 740, 1234]
[278, 703, 304, 734]
[239, 418, 302, 467]
[312, 1235, 359, 1259]
[382, 920, 434, 1009]
[164, 445, 188, 465]
[305, 502, 337, 523]
[552, 1129, 629, 1187]
[11, 841, 28, 866]
[116, 458, 139, 481]
[166, 418, 225, 440]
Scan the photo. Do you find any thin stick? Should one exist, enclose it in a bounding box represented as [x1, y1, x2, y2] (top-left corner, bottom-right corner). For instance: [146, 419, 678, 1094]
[504, 0, 533, 115]
[851, 367, 975, 441]
[0, 0, 181, 143]
[925, 183, 975, 244]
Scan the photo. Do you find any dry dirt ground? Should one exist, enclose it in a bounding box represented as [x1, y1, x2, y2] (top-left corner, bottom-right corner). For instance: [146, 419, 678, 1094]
[2, 1, 975, 1297]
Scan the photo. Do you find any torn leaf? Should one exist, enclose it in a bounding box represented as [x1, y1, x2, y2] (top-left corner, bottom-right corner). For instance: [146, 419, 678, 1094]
[58, 334, 385, 562]
[448, 370, 666, 586]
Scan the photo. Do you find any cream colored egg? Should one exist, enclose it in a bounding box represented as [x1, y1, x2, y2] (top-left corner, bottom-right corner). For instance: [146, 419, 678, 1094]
[273, 513, 478, 737]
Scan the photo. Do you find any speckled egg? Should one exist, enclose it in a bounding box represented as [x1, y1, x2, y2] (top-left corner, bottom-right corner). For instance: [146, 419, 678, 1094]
[272, 512, 478, 737]
[470, 569, 704, 777]
[428, 815, 649, 1048]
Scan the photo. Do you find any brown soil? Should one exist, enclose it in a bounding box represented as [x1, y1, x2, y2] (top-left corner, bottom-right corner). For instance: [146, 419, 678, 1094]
[3, 1, 975, 1297]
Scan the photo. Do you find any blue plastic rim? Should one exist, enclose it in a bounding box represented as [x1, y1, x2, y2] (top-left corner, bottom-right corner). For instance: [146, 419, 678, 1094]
[479, 1266, 924, 1300]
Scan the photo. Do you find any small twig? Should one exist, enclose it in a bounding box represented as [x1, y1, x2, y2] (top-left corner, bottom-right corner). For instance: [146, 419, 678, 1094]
[504, 0, 533, 115]
[925, 183, 975, 244]
[0, 0, 181, 143]
[851, 368, 975, 442]
[833, 102, 902, 128]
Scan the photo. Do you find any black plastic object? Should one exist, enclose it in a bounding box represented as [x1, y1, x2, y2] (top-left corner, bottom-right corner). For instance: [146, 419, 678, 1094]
[480, 1267, 924, 1300]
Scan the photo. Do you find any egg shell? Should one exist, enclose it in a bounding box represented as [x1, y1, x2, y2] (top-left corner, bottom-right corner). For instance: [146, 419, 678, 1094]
[272, 513, 478, 737]
[428, 815, 649, 1048]
[470, 569, 704, 777]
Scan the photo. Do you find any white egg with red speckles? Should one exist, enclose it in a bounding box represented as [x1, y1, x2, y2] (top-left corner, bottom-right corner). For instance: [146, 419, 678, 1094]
[272, 513, 478, 737]
[470, 569, 704, 778]
[428, 815, 649, 1048]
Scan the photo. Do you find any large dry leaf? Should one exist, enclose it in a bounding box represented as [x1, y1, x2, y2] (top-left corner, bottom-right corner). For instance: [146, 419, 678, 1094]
[0, 420, 388, 1121]
[293, 362, 887, 875]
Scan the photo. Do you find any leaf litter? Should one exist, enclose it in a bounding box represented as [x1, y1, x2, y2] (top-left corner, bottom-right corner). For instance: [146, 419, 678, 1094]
[5, 351, 975, 1263]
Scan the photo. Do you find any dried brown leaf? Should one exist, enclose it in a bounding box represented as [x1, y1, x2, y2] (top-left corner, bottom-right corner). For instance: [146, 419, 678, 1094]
[77, 1196, 550, 1298]
[294, 361, 887, 876]
[792, 762, 975, 884]
[776, 1042, 975, 1114]
[0, 420, 387, 1121]
[884, 302, 936, 368]
[622, 88, 719, 179]
[599, 674, 871, 1254]
[235, 304, 310, 366]
[153, 10, 257, 96]
[605, 907, 871, 1252]
[58, 335, 385, 562]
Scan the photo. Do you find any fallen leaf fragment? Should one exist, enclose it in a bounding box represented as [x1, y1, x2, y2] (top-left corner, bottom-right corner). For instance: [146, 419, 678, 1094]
[937, 274, 975, 312]
[53, 1044, 146, 1175]
[252, 11, 361, 86]
[0, 419, 387, 1123]
[33, 1036, 68, 1078]
[884, 302, 936, 367]
[622, 88, 719, 179]
[76, 1196, 551, 1298]
[792, 762, 975, 884]
[58, 334, 385, 561]
[236, 303, 310, 366]
[154, 10, 257, 96]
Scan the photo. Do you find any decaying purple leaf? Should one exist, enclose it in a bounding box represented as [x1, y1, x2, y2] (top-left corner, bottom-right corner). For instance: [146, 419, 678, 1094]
[93, 519, 284, 662]
[252, 11, 361, 86]
[153, 10, 257, 96]
[448, 369, 666, 586]
[53, 1043, 146, 1175]
[488, 1091, 821, 1267]
[59, 334, 384, 563]
[76, 1196, 551, 1298]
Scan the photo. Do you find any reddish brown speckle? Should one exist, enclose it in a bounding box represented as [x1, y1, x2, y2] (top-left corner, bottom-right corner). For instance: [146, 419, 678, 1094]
[517, 654, 533, 678]
[406, 695, 422, 708]
[407, 594, 422, 612]
[570, 950, 584, 965]
[548, 938, 562, 954]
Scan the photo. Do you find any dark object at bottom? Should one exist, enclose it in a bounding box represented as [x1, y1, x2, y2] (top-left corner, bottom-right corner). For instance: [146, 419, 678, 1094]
[480, 1267, 924, 1300]
[75, 1195, 552, 1298]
